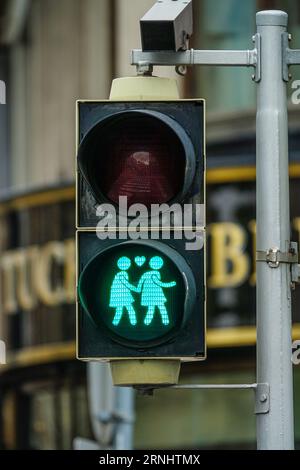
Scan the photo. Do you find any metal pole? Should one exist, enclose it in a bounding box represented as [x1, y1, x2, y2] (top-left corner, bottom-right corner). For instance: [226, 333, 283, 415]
[256, 11, 294, 449]
[87, 363, 135, 450]
[87, 363, 115, 449]
[114, 387, 135, 450]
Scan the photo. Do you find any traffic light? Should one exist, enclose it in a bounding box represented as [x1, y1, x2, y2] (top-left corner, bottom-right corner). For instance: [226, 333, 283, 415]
[76, 77, 206, 386]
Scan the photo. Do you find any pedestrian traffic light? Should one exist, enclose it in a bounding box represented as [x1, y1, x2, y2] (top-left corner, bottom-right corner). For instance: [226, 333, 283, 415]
[78, 236, 199, 347]
[76, 77, 206, 386]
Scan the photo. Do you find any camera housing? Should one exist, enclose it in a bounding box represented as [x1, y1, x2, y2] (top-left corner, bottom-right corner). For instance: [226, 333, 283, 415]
[140, 0, 193, 52]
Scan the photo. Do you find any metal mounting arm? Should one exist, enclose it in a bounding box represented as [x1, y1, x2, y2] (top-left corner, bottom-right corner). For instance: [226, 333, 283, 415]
[291, 243, 300, 285]
[131, 34, 261, 81]
[282, 32, 300, 81]
[136, 383, 270, 415]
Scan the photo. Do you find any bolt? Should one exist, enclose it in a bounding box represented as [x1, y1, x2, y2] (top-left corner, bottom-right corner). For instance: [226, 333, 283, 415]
[260, 394, 268, 403]
[252, 35, 256, 43]
[251, 74, 256, 81]
[176, 64, 187, 76]
[288, 73, 292, 80]
[288, 34, 292, 42]
[136, 63, 153, 77]
[135, 385, 155, 396]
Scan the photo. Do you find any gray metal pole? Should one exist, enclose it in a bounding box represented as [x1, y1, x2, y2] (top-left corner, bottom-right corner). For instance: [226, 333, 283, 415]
[256, 11, 294, 449]
[87, 363, 135, 450]
[115, 387, 135, 450]
[87, 363, 115, 449]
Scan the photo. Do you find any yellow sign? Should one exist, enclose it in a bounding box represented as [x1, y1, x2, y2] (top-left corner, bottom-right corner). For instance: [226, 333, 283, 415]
[1, 239, 75, 315]
[1, 218, 300, 316]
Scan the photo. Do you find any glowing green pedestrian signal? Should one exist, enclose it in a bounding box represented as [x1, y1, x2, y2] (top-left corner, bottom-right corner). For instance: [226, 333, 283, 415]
[78, 243, 190, 347]
[109, 256, 176, 328]
[109, 256, 139, 327]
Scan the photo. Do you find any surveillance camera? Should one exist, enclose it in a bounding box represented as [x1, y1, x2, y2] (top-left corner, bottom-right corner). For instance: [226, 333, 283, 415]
[140, 0, 193, 52]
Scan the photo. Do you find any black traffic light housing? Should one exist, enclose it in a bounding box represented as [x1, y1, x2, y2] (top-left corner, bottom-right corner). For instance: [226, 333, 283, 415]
[76, 87, 206, 385]
[76, 100, 204, 228]
[77, 232, 205, 360]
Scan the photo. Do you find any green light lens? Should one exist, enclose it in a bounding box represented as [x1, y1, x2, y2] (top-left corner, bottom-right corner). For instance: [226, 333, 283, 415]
[79, 244, 185, 346]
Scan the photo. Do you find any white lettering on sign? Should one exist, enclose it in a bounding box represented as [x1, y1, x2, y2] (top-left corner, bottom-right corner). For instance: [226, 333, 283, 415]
[292, 340, 300, 365]
[0, 340, 6, 365]
[0, 80, 5, 104]
[291, 80, 300, 105]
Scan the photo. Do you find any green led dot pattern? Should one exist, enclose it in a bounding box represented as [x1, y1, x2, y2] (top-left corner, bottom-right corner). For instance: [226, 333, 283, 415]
[79, 245, 185, 345]
[110, 255, 176, 327]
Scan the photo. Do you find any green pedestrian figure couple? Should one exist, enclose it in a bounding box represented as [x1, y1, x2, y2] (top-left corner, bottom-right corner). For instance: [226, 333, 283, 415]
[109, 256, 176, 327]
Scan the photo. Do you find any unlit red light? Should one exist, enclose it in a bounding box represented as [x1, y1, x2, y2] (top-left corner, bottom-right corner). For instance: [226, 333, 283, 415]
[98, 116, 185, 207]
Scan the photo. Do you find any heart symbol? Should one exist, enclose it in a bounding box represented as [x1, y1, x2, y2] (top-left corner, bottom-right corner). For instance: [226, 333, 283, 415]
[135, 256, 146, 267]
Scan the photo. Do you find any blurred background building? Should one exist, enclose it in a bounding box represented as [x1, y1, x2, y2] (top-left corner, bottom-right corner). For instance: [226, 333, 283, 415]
[0, 0, 300, 450]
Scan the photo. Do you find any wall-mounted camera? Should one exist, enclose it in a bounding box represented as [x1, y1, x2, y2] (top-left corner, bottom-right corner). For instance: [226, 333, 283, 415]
[140, 0, 193, 52]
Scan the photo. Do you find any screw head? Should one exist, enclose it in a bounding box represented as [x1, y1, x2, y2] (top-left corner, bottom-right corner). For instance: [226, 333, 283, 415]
[260, 393, 268, 403]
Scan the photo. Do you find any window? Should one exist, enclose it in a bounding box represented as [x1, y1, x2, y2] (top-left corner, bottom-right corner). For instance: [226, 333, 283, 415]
[190, 0, 256, 114]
